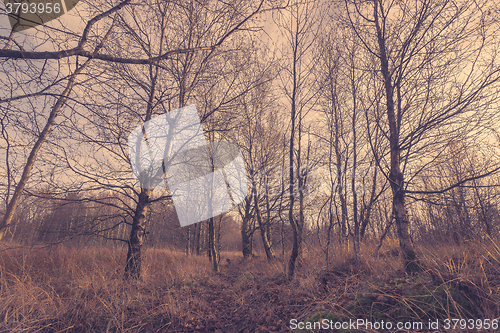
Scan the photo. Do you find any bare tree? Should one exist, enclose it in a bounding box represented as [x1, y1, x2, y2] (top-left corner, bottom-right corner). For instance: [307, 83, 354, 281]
[344, 0, 500, 272]
[274, 0, 323, 279]
[0, 16, 118, 241]
[0, 0, 275, 279]
[313, 16, 386, 267]
[239, 73, 283, 261]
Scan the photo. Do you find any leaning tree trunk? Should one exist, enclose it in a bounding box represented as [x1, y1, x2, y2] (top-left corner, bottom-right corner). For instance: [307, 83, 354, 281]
[0, 62, 89, 241]
[0, 8, 121, 242]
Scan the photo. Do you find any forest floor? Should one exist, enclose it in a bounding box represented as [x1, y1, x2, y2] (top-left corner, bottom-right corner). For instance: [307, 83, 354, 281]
[1, 239, 500, 332]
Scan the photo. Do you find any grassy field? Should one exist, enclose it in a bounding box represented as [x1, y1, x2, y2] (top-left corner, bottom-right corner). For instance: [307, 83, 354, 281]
[1, 240, 499, 332]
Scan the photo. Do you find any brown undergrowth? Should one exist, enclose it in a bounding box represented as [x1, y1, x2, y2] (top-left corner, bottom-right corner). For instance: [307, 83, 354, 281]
[0, 240, 499, 332]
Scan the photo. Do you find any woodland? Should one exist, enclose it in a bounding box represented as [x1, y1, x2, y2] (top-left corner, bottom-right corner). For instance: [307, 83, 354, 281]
[1, 0, 500, 332]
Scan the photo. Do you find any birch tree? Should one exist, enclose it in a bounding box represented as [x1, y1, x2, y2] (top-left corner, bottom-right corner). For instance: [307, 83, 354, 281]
[344, 0, 500, 272]
[275, 0, 322, 279]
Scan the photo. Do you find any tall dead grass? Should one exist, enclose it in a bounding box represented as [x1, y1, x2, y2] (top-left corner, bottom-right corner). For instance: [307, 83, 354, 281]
[0, 245, 214, 332]
[0, 240, 499, 332]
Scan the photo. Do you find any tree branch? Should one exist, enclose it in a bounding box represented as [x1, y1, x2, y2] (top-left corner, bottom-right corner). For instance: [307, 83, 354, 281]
[406, 165, 500, 195]
[0, 0, 267, 64]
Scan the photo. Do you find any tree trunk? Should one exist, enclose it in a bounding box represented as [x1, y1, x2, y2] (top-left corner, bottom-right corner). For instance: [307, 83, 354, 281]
[374, 1, 419, 273]
[351, 61, 359, 263]
[241, 196, 253, 257]
[185, 225, 192, 255]
[125, 188, 152, 279]
[208, 217, 219, 272]
[0, 63, 87, 241]
[360, 165, 378, 241]
[332, 93, 348, 248]
[287, 69, 304, 279]
[195, 222, 202, 255]
[287, 82, 298, 280]
[254, 190, 274, 261]
[124, 28, 162, 277]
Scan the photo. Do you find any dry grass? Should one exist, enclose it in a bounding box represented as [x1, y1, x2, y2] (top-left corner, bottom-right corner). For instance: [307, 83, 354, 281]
[0, 240, 499, 332]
